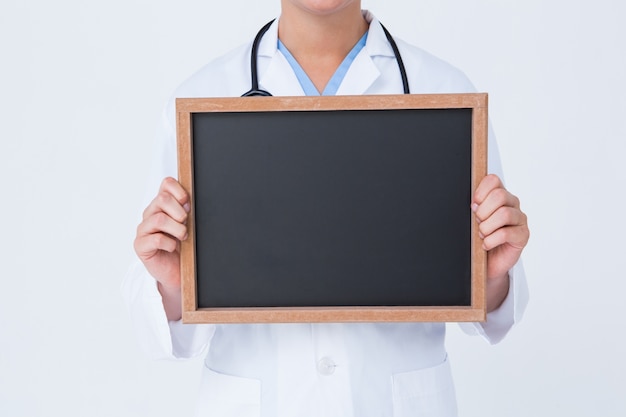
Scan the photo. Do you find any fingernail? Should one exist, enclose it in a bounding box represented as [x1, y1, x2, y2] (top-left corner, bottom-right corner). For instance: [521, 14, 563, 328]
[478, 232, 484, 239]
[471, 203, 479, 213]
[183, 203, 191, 213]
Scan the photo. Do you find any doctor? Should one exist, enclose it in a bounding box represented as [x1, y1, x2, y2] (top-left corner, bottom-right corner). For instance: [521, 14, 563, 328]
[124, 1, 530, 416]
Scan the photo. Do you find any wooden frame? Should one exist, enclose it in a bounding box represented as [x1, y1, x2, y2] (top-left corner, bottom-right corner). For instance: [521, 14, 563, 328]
[177, 93, 487, 323]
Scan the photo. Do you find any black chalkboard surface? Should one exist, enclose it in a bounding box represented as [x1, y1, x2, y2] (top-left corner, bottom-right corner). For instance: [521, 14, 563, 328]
[177, 94, 487, 323]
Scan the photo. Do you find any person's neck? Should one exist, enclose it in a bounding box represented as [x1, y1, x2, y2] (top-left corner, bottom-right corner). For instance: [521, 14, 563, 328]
[278, 2, 368, 92]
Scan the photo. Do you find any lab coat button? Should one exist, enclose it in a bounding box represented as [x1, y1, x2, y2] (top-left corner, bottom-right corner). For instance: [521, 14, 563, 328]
[317, 357, 336, 375]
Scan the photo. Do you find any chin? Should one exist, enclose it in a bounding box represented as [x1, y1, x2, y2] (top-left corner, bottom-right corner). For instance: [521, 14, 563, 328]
[288, 0, 359, 16]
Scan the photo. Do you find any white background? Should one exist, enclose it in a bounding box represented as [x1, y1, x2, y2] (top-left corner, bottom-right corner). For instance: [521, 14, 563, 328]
[1, 1, 624, 416]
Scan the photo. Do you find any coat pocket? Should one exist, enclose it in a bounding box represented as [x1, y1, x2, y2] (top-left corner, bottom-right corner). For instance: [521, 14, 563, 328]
[391, 356, 457, 417]
[194, 367, 261, 417]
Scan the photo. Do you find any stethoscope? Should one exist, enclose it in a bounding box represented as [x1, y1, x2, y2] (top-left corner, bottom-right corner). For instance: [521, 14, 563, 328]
[242, 19, 410, 97]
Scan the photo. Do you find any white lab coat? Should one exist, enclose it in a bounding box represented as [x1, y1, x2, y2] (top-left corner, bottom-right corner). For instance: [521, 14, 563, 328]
[122, 11, 529, 417]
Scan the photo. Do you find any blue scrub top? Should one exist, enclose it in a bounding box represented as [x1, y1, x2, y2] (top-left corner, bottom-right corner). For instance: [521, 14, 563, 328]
[277, 32, 368, 96]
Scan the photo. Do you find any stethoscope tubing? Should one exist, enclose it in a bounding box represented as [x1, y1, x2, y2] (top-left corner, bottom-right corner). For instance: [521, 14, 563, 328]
[242, 19, 410, 97]
[242, 20, 276, 97]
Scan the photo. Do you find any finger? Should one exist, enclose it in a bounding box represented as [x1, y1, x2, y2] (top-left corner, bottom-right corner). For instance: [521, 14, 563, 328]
[473, 174, 503, 205]
[134, 232, 179, 259]
[143, 191, 189, 224]
[482, 224, 529, 251]
[478, 206, 526, 238]
[137, 211, 188, 242]
[473, 187, 520, 223]
[143, 178, 190, 223]
[159, 177, 189, 206]
[478, 207, 527, 238]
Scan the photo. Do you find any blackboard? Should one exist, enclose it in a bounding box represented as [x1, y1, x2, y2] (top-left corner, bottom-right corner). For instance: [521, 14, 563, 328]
[177, 94, 487, 323]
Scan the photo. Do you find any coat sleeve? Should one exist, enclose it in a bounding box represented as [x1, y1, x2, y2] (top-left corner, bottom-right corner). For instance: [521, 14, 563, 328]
[458, 261, 528, 344]
[121, 104, 216, 360]
[121, 261, 216, 359]
[458, 123, 530, 344]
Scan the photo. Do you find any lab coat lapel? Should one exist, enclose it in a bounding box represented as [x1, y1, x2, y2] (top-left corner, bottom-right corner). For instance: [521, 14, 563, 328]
[256, 19, 305, 97]
[260, 54, 305, 96]
[334, 14, 395, 96]
[334, 51, 380, 96]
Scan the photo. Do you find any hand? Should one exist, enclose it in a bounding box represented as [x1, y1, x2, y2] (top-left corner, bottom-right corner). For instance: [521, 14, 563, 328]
[133, 177, 190, 320]
[472, 174, 529, 311]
